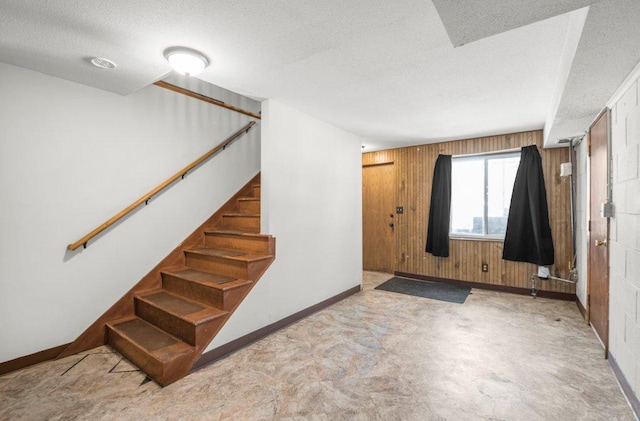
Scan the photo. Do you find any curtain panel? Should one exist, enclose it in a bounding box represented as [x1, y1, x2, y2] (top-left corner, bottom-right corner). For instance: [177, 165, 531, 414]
[502, 145, 555, 265]
[426, 154, 452, 257]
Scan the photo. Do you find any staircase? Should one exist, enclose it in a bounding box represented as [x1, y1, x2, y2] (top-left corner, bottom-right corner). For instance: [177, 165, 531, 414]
[101, 179, 274, 386]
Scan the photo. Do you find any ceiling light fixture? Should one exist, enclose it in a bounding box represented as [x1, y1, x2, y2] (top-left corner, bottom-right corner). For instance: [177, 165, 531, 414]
[164, 47, 210, 77]
[90, 57, 116, 69]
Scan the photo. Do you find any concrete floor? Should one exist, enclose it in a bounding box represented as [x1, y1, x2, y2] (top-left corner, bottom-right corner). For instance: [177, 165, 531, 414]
[0, 271, 635, 420]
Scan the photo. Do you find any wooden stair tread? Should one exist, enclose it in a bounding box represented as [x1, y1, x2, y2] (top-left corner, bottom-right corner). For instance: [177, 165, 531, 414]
[190, 248, 248, 257]
[204, 229, 271, 238]
[186, 248, 272, 262]
[222, 213, 260, 217]
[163, 268, 251, 290]
[137, 290, 227, 324]
[140, 290, 203, 314]
[107, 316, 192, 360]
[237, 197, 260, 202]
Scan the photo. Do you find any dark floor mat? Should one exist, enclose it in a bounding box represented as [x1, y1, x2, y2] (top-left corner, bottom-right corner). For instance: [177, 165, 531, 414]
[375, 277, 471, 304]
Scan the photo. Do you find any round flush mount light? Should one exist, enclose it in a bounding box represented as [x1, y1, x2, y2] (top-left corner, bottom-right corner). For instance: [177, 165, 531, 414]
[164, 47, 210, 77]
[90, 57, 116, 69]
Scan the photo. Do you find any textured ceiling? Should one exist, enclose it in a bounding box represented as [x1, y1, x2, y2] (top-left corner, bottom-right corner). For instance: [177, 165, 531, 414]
[545, 0, 640, 144]
[1, 0, 639, 150]
[432, 0, 597, 47]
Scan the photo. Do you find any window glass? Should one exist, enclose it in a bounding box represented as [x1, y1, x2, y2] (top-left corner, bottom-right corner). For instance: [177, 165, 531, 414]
[450, 152, 520, 239]
[487, 156, 520, 235]
[450, 159, 484, 235]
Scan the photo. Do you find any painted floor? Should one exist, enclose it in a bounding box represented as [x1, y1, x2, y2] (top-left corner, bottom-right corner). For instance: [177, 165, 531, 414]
[0, 271, 634, 420]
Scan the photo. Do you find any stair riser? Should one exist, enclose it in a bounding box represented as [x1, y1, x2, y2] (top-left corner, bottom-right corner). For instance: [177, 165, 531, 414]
[236, 200, 260, 214]
[162, 274, 224, 308]
[185, 253, 249, 279]
[161, 274, 251, 312]
[107, 326, 163, 381]
[222, 216, 260, 233]
[204, 234, 270, 254]
[135, 299, 197, 345]
[252, 185, 261, 198]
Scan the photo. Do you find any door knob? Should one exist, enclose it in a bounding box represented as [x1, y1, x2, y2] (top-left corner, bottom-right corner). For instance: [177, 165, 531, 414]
[595, 239, 607, 247]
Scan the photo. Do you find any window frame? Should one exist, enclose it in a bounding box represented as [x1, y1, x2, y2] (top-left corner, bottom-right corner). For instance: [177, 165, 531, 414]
[449, 150, 521, 241]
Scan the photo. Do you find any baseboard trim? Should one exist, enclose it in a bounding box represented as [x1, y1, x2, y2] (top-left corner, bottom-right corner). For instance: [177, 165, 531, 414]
[394, 271, 575, 301]
[192, 284, 362, 372]
[576, 297, 587, 320]
[0, 343, 70, 376]
[609, 351, 640, 418]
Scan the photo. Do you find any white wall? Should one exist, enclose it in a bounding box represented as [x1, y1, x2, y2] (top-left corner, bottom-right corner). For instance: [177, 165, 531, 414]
[0, 62, 261, 362]
[575, 138, 589, 306]
[608, 63, 640, 397]
[208, 99, 363, 349]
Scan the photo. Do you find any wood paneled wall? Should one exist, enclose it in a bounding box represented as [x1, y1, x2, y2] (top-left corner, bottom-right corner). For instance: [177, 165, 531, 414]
[363, 130, 574, 294]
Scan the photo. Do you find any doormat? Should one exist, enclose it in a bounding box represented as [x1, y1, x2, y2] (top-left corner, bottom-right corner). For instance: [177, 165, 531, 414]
[375, 277, 471, 304]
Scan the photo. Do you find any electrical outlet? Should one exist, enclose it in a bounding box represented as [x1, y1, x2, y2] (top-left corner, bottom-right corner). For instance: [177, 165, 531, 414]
[481, 263, 488, 272]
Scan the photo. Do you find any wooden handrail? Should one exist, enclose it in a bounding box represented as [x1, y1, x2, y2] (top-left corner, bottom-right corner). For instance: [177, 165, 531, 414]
[67, 121, 257, 250]
[153, 81, 262, 120]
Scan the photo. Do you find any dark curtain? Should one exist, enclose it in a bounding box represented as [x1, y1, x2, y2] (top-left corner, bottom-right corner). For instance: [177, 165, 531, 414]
[426, 154, 452, 257]
[502, 145, 554, 265]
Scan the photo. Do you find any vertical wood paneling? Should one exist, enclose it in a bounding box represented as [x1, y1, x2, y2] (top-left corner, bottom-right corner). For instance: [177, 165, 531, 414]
[363, 130, 574, 294]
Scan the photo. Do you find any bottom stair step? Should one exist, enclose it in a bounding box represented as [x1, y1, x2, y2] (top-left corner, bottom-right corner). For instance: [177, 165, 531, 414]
[107, 316, 193, 386]
[136, 290, 228, 345]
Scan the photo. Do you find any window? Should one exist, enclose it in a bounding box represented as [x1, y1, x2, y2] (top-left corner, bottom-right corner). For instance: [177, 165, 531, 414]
[450, 151, 520, 239]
